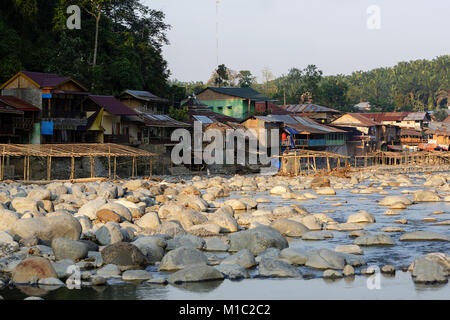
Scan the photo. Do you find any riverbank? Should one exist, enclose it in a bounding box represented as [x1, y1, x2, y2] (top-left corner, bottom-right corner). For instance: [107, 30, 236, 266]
[0, 169, 449, 300]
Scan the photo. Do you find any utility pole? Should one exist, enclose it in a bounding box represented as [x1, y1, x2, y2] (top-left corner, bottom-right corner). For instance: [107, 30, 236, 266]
[216, 0, 219, 67]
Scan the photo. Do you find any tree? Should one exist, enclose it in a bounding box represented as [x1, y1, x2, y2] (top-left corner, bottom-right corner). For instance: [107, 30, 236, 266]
[168, 105, 188, 122]
[237, 70, 255, 88]
[215, 64, 229, 87]
[434, 108, 448, 122]
[81, 0, 110, 69]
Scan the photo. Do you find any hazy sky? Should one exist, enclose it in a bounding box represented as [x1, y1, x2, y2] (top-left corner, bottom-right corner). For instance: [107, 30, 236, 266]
[144, 0, 450, 83]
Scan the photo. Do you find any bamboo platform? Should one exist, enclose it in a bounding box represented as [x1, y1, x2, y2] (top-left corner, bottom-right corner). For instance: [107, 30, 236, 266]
[278, 149, 450, 176]
[277, 150, 350, 176]
[0, 143, 156, 182]
[354, 151, 450, 168]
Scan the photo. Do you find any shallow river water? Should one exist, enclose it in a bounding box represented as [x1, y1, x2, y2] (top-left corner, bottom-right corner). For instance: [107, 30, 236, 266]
[1, 172, 449, 300]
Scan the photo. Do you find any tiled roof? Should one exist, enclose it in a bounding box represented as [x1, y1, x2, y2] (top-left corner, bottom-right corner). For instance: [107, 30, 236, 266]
[88, 95, 137, 116]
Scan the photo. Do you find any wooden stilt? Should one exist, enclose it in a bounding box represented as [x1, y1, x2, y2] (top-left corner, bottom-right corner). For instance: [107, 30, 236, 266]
[70, 156, 75, 180]
[307, 155, 310, 175]
[150, 157, 153, 179]
[114, 157, 117, 180]
[89, 157, 92, 178]
[27, 156, 30, 181]
[108, 156, 111, 180]
[132, 156, 136, 178]
[47, 156, 52, 181]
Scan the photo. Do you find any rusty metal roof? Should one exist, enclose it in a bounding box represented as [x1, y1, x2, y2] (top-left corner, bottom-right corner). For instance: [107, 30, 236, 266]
[280, 104, 341, 114]
[360, 112, 430, 122]
[0, 96, 40, 112]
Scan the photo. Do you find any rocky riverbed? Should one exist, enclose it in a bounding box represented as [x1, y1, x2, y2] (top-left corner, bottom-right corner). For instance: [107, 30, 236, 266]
[0, 169, 449, 300]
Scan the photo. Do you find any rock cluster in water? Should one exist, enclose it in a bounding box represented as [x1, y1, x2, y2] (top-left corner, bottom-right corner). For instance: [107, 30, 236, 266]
[0, 170, 449, 299]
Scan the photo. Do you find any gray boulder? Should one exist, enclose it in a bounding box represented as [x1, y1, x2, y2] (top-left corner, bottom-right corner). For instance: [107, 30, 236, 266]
[10, 197, 38, 213]
[158, 246, 208, 271]
[378, 196, 412, 207]
[413, 190, 441, 202]
[51, 238, 88, 261]
[221, 249, 256, 269]
[205, 237, 230, 252]
[27, 189, 51, 201]
[305, 248, 346, 270]
[12, 215, 82, 243]
[101, 242, 148, 270]
[214, 264, 250, 280]
[228, 226, 289, 255]
[412, 257, 448, 284]
[166, 234, 206, 250]
[131, 237, 165, 263]
[168, 265, 224, 284]
[258, 258, 302, 278]
[400, 231, 450, 242]
[353, 233, 396, 246]
[279, 248, 308, 265]
[207, 210, 238, 233]
[75, 198, 107, 220]
[94, 222, 124, 246]
[270, 219, 310, 237]
[0, 209, 20, 232]
[122, 270, 152, 282]
[323, 269, 343, 279]
[96, 264, 121, 278]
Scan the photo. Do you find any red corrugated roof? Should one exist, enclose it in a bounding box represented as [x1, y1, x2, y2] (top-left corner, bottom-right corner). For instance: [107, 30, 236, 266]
[359, 112, 417, 122]
[0, 96, 40, 111]
[88, 95, 137, 115]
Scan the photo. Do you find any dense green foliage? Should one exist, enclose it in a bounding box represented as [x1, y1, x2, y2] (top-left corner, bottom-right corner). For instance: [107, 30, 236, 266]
[266, 56, 449, 112]
[173, 56, 449, 113]
[0, 0, 171, 96]
[168, 105, 188, 122]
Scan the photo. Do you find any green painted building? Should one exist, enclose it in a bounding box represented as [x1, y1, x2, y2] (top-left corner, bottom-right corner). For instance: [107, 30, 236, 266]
[195, 87, 274, 120]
